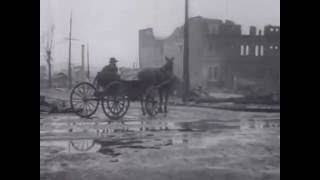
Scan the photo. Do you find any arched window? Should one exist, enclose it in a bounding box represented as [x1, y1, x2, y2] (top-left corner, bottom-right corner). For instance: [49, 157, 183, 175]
[240, 45, 244, 56]
[246, 45, 249, 56]
[208, 66, 219, 80]
[255, 45, 259, 56]
[260, 45, 264, 56]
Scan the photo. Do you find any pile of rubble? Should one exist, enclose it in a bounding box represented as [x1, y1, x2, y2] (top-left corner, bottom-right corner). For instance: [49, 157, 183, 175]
[40, 95, 73, 113]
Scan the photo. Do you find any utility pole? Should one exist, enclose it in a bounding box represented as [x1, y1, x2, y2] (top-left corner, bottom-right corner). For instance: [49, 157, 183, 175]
[81, 44, 85, 73]
[182, 0, 190, 102]
[65, 12, 79, 89]
[47, 50, 52, 88]
[67, 12, 73, 89]
[87, 44, 90, 79]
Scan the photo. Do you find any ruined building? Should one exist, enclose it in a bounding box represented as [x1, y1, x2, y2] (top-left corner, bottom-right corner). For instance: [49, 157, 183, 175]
[139, 16, 280, 95]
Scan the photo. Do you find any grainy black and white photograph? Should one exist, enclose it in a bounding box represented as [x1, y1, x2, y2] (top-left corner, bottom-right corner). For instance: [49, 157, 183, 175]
[40, 0, 280, 179]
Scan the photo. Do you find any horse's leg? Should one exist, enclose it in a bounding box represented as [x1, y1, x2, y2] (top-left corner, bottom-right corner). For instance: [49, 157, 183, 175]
[158, 88, 163, 113]
[140, 95, 146, 116]
[164, 89, 169, 113]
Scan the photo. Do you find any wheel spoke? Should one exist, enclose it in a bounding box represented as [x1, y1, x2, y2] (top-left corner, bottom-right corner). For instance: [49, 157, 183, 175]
[79, 103, 85, 111]
[72, 99, 84, 102]
[145, 90, 159, 116]
[77, 87, 84, 95]
[84, 85, 89, 94]
[112, 104, 118, 113]
[116, 104, 121, 112]
[86, 104, 93, 112]
[87, 102, 96, 110]
[111, 106, 116, 113]
[115, 104, 120, 113]
[74, 101, 83, 109]
[73, 90, 83, 98]
[83, 105, 88, 115]
[87, 89, 94, 96]
[86, 104, 91, 115]
[81, 85, 87, 95]
[81, 141, 84, 150]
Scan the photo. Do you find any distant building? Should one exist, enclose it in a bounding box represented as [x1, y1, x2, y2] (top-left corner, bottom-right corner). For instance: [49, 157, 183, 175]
[73, 65, 87, 82]
[139, 16, 280, 95]
[52, 73, 68, 88]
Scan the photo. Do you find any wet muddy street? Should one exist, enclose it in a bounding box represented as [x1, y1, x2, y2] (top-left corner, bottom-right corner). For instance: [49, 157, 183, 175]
[40, 103, 280, 180]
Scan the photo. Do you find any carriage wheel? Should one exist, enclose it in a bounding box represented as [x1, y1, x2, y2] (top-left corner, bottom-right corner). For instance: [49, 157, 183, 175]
[70, 139, 95, 152]
[70, 82, 99, 118]
[101, 81, 130, 120]
[144, 86, 160, 117]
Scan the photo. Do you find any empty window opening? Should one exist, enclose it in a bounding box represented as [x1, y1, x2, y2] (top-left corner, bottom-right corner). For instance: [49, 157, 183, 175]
[208, 66, 218, 80]
[255, 45, 259, 56]
[260, 45, 264, 56]
[246, 45, 249, 55]
[240, 45, 244, 56]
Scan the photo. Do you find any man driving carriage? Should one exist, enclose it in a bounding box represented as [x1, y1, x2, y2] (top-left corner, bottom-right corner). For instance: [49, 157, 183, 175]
[94, 57, 121, 90]
[102, 57, 119, 75]
[71, 55, 178, 119]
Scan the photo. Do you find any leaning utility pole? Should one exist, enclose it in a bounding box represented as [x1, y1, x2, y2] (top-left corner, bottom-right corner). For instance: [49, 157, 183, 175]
[86, 44, 90, 79]
[67, 12, 73, 89]
[81, 44, 85, 73]
[65, 13, 79, 88]
[182, 0, 190, 102]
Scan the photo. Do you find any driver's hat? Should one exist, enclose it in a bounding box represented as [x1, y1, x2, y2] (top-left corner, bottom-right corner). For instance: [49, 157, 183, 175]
[109, 57, 118, 63]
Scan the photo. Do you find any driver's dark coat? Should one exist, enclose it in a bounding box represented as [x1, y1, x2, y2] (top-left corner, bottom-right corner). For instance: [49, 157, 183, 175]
[101, 63, 118, 74]
[95, 63, 120, 87]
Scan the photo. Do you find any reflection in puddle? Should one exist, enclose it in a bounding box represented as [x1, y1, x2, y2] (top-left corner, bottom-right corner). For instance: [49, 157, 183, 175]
[40, 118, 279, 156]
[241, 119, 280, 130]
[40, 134, 192, 157]
[40, 139, 101, 154]
[41, 118, 280, 137]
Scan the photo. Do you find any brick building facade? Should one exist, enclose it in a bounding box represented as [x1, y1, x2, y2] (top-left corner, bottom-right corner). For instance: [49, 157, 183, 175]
[139, 17, 280, 95]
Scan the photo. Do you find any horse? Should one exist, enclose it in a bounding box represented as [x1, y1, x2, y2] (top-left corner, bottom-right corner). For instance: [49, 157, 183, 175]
[137, 56, 176, 115]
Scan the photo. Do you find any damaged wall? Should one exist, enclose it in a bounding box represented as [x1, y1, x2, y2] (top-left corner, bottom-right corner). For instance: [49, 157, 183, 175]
[139, 16, 280, 95]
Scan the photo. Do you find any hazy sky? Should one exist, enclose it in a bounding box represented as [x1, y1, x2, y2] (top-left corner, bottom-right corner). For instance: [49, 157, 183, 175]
[40, 0, 280, 70]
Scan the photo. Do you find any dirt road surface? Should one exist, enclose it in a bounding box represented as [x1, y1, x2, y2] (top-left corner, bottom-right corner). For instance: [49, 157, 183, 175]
[40, 103, 280, 180]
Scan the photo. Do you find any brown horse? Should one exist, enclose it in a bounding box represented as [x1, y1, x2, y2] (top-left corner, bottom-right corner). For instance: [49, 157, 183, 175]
[137, 56, 175, 115]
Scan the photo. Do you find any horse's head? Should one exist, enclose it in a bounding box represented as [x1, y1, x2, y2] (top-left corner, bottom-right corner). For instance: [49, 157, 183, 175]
[163, 56, 175, 73]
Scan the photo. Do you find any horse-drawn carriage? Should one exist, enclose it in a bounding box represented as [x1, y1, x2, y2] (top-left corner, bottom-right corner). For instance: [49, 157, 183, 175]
[69, 56, 176, 120]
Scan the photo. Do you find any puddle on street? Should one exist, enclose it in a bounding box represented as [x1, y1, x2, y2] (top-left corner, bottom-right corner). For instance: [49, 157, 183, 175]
[41, 118, 279, 157]
[240, 118, 280, 129]
[41, 117, 279, 136]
